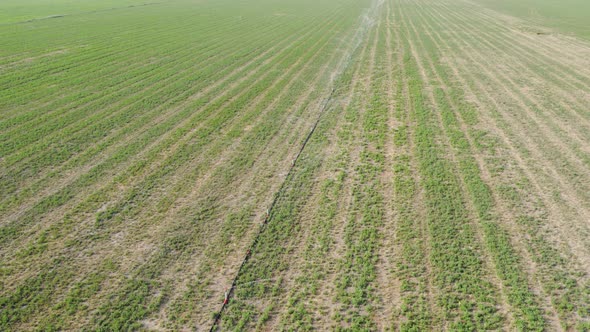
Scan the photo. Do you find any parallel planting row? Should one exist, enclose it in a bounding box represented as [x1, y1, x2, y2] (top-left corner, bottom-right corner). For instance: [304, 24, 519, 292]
[2, 0, 590, 330]
[0, 0, 372, 329]
[218, 0, 590, 330]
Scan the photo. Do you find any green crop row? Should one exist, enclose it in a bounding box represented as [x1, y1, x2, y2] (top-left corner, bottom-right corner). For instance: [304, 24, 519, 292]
[331, 17, 388, 331]
[219, 4, 373, 330]
[405, 4, 547, 330]
[412, 1, 590, 329]
[397, 5, 504, 327]
[389, 9, 433, 330]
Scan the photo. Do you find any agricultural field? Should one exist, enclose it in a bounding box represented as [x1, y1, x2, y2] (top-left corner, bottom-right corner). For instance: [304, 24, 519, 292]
[471, 0, 590, 40]
[1, 0, 590, 330]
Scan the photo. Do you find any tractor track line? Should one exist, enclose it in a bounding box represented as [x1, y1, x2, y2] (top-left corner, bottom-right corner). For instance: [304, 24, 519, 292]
[208, 4, 379, 328]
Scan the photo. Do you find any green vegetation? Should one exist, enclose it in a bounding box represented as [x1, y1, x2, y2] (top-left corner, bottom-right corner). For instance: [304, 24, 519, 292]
[0, 0, 152, 24]
[473, 0, 590, 39]
[2, 0, 590, 330]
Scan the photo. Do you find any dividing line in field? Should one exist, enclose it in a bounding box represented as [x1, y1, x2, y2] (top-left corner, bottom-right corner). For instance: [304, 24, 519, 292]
[208, 85, 336, 331]
[267, 10, 375, 328]
[156, 23, 351, 327]
[208, 4, 381, 329]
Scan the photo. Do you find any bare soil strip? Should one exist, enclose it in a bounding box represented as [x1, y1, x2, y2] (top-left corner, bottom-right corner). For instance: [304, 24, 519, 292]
[374, 1, 402, 328]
